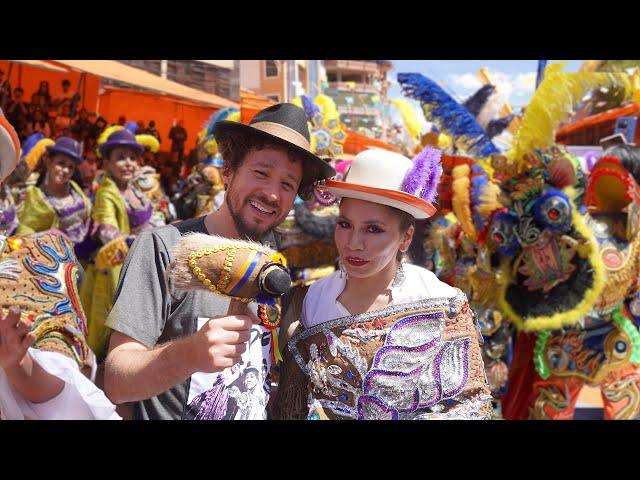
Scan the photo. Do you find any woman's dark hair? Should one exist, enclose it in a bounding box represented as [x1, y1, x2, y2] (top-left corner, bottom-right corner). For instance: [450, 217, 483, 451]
[604, 144, 640, 185]
[386, 205, 416, 261]
[217, 129, 319, 199]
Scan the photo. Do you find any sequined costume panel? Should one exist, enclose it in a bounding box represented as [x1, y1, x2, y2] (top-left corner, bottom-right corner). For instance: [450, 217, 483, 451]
[289, 292, 492, 420]
[44, 188, 90, 246]
[125, 184, 155, 235]
[0, 232, 92, 370]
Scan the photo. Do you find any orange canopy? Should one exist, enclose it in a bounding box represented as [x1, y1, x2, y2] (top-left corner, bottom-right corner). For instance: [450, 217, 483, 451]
[0, 60, 101, 114]
[343, 129, 398, 155]
[556, 103, 640, 145]
[98, 86, 218, 152]
[51, 60, 237, 109]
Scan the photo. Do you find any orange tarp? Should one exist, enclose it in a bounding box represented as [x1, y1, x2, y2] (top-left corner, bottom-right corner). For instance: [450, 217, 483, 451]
[98, 86, 217, 152]
[8, 60, 68, 73]
[343, 129, 398, 154]
[556, 103, 640, 145]
[0, 60, 101, 113]
[52, 60, 237, 109]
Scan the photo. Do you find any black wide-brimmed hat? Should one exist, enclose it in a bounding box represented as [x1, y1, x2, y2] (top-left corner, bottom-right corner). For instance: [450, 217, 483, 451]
[214, 103, 336, 191]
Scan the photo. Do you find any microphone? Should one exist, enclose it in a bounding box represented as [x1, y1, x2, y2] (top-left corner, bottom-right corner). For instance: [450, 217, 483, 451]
[168, 233, 291, 314]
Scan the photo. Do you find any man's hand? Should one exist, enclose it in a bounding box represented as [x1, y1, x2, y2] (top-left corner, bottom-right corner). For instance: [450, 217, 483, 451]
[0, 306, 35, 371]
[189, 314, 260, 373]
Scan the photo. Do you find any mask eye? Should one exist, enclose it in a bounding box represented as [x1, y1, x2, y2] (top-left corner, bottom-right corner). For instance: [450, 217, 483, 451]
[534, 189, 572, 232]
[489, 212, 520, 257]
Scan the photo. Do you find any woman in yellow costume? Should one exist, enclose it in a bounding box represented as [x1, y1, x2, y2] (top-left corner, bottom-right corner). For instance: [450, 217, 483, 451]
[80, 128, 156, 359]
[17, 136, 95, 263]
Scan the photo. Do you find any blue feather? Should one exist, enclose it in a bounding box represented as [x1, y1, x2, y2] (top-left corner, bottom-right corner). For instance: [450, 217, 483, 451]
[205, 107, 240, 137]
[398, 73, 499, 158]
[20, 133, 44, 160]
[300, 95, 320, 120]
[124, 121, 138, 133]
[471, 173, 489, 232]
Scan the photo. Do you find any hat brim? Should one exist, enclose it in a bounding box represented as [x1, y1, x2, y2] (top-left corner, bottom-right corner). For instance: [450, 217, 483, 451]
[46, 145, 84, 163]
[99, 140, 144, 158]
[325, 179, 437, 219]
[214, 121, 336, 188]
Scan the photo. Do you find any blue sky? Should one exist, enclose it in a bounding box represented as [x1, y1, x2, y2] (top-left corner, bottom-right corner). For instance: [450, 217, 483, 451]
[387, 60, 584, 108]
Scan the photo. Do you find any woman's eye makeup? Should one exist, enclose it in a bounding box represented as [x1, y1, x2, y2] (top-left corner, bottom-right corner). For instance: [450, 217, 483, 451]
[337, 220, 351, 228]
[367, 225, 385, 233]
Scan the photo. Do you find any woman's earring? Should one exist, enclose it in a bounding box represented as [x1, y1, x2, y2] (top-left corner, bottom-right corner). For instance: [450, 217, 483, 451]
[338, 258, 347, 279]
[392, 257, 406, 287]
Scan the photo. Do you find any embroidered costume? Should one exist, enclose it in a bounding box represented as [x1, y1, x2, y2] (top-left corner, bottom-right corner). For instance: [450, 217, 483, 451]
[79, 130, 156, 359]
[0, 111, 117, 419]
[277, 148, 492, 420]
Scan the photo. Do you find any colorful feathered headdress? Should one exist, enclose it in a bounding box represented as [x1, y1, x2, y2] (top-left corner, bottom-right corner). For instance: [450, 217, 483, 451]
[22, 133, 55, 172]
[198, 107, 240, 156]
[507, 63, 632, 168]
[398, 72, 500, 158]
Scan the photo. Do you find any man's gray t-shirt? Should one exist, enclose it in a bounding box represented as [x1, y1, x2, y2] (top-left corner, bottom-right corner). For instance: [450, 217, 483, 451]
[105, 216, 230, 420]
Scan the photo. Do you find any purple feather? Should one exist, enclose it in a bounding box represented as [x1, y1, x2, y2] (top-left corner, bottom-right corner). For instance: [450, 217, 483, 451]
[401, 147, 442, 203]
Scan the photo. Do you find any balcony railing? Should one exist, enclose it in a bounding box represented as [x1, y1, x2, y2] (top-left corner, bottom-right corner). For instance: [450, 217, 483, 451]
[324, 60, 382, 74]
[328, 82, 378, 93]
[336, 105, 382, 116]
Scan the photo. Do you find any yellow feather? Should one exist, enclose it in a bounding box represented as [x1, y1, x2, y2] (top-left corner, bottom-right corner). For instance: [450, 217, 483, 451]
[451, 164, 477, 241]
[96, 125, 124, 158]
[390, 98, 422, 140]
[477, 181, 504, 217]
[313, 95, 340, 122]
[497, 206, 605, 331]
[309, 123, 317, 153]
[438, 134, 452, 151]
[24, 138, 55, 172]
[507, 64, 632, 168]
[226, 111, 241, 123]
[631, 72, 640, 104]
[203, 139, 218, 156]
[135, 134, 160, 153]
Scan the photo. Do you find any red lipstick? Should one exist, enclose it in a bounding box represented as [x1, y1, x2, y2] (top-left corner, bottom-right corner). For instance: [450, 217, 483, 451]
[346, 256, 368, 266]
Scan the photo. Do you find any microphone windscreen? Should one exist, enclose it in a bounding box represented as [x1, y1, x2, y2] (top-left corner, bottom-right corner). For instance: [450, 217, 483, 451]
[261, 265, 291, 297]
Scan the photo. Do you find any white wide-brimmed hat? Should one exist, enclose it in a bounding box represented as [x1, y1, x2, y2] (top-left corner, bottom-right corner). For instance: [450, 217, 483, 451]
[323, 147, 441, 219]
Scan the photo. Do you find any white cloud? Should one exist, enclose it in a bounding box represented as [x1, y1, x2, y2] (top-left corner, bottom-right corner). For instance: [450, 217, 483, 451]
[448, 70, 537, 106]
[449, 73, 483, 91]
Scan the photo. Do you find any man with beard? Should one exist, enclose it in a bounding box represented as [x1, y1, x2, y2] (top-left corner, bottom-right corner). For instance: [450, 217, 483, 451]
[102, 104, 335, 420]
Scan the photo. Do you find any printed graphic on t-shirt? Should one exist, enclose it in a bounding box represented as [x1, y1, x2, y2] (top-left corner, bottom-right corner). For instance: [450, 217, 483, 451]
[184, 317, 273, 420]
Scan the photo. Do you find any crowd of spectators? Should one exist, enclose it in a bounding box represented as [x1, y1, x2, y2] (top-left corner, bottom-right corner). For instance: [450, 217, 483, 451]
[0, 75, 194, 196]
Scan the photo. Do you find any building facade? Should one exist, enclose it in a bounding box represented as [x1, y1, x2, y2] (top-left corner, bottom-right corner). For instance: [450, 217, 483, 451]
[323, 60, 392, 138]
[239, 60, 325, 103]
[112, 60, 238, 101]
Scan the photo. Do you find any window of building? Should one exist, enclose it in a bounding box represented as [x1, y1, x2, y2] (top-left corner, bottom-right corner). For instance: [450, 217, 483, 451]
[265, 61, 279, 78]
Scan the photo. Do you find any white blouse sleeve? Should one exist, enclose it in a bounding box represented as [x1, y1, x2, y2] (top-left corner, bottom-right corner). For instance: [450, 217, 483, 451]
[0, 348, 120, 420]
